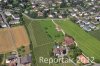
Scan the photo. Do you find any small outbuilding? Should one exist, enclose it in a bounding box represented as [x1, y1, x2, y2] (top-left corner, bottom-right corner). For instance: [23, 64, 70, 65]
[20, 54, 32, 64]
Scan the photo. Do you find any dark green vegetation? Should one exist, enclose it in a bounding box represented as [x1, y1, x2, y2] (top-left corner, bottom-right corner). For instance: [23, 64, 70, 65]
[0, 54, 6, 66]
[56, 19, 100, 62]
[17, 46, 25, 57]
[68, 45, 82, 62]
[0, 54, 3, 64]
[23, 16, 74, 66]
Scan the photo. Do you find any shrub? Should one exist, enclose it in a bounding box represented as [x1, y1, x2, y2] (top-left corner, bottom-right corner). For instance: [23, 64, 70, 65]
[94, 59, 100, 63]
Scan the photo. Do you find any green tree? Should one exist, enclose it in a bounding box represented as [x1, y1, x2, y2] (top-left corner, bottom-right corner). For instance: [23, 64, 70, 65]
[13, 0, 19, 7]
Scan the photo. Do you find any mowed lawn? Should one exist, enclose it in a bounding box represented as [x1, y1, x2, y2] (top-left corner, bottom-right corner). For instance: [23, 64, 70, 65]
[23, 16, 74, 66]
[89, 29, 100, 41]
[39, 20, 64, 42]
[56, 19, 100, 60]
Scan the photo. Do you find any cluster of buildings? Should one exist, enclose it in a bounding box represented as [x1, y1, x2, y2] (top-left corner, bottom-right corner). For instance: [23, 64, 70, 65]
[53, 35, 75, 58]
[0, 9, 21, 28]
[70, 0, 100, 31]
[0, 0, 30, 28]
[5, 10, 20, 25]
[29, 0, 100, 32]
[6, 52, 32, 66]
[52, 35, 90, 64]
[26, 0, 69, 18]
[0, 0, 32, 66]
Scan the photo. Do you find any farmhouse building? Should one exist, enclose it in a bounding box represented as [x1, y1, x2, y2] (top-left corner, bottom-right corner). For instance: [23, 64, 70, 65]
[53, 45, 67, 58]
[64, 36, 75, 46]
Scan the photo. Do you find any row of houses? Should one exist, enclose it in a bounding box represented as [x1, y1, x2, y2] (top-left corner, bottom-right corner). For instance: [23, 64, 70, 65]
[76, 20, 97, 31]
[0, 9, 21, 28]
[71, 5, 100, 32]
[4, 10, 20, 25]
[6, 53, 32, 66]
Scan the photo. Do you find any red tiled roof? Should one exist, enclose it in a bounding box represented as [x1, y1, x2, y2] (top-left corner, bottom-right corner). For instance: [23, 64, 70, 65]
[64, 36, 74, 46]
[78, 55, 89, 64]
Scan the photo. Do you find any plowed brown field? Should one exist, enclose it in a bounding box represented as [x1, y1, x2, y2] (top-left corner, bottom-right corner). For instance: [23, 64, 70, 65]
[0, 26, 30, 53]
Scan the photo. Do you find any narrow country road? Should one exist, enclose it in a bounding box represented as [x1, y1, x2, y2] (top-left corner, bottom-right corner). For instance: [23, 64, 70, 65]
[51, 19, 76, 66]
[51, 19, 78, 46]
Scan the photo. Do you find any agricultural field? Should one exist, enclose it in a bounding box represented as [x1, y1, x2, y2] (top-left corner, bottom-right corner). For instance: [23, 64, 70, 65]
[56, 19, 100, 61]
[0, 26, 29, 53]
[23, 16, 74, 66]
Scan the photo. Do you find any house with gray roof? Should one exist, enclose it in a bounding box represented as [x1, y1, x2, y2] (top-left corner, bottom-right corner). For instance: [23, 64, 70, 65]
[20, 54, 32, 65]
[82, 25, 91, 31]
[79, 22, 84, 27]
[89, 24, 96, 29]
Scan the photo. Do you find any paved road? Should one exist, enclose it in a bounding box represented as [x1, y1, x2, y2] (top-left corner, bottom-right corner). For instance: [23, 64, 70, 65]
[13, 51, 22, 66]
[93, 64, 100, 66]
[51, 19, 77, 66]
[22, 13, 67, 20]
[0, 12, 10, 28]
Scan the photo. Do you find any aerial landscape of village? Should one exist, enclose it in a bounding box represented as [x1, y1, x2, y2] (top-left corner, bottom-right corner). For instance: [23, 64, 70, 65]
[0, 0, 100, 66]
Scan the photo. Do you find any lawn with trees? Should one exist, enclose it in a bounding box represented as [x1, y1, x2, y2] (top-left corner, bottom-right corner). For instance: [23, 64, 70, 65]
[23, 16, 74, 66]
[56, 19, 100, 62]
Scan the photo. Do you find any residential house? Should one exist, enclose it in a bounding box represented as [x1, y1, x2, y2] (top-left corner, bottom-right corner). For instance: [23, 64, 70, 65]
[0, 15, 3, 22]
[48, 14, 53, 18]
[53, 45, 67, 58]
[12, 14, 20, 20]
[4, 11, 12, 16]
[82, 25, 91, 31]
[71, 13, 76, 17]
[4, 0, 7, 3]
[9, 20, 20, 25]
[0, 23, 7, 27]
[20, 54, 32, 65]
[0, 7, 2, 12]
[89, 24, 96, 29]
[73, 8, 78, 12]
[58, 15, 63, 19]
[92, 21, 100, 25]
[77, 55, 89, 64]
[0, 15, 7, 28]
[84, 22, 90, 25]
[64, 36, 75, 46]
[8, 54, 17, 60]
[79, 22, 84, 27]
[95, 16, 100, 22]
[76, 20, 81, 24]
[38, 11, 43, 17]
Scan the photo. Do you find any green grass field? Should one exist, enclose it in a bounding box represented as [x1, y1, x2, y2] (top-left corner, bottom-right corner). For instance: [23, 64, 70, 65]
[39, 20, 64, 42]
[89, 29, 100, 41]
[23, 14, 100, 65]
[23, 16, 74, 66]
[56, 19, 100, 60]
